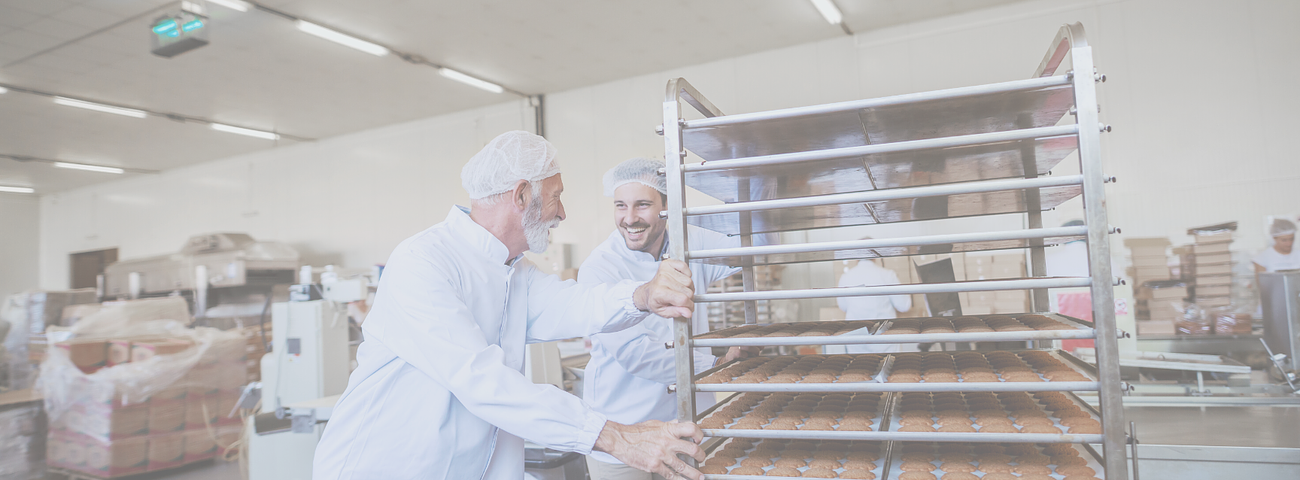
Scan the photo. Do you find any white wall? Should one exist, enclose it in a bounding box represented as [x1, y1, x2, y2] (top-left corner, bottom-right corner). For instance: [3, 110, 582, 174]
[34, 0, 1300, 294]
[38, 100, 536, 289]
[0, 195, 39, 301]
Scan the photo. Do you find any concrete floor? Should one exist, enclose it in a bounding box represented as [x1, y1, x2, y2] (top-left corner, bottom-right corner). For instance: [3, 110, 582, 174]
[46, 460, 243, 480]
[1123, 404, 1300, 448]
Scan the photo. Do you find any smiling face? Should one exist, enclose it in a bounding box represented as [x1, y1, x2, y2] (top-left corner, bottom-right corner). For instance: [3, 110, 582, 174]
[1276, 233, 1295, 255]
[612, 182, 667, 256]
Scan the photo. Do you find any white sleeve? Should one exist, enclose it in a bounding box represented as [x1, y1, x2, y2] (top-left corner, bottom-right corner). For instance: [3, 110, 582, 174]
[886, 269, 912, 312]
[364, 250, 609, 454]
[580, 257, 712, 385]
[524, 261, 651, 343]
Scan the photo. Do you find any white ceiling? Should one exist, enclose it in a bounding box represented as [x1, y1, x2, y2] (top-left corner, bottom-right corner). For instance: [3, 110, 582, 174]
[0, 0, 1032, 193]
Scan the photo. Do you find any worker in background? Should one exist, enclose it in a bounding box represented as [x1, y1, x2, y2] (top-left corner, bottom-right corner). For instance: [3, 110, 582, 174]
[313, 133, 706, 480]
[578, 158, 757, 480]
[1253, 218, 1299, 272]
[834, 248, 911, 354]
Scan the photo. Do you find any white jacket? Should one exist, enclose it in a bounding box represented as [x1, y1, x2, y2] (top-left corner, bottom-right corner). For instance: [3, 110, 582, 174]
[834, 260, 912, 354]
[577, 227, 739, 464]
[313, 207, 650, 480]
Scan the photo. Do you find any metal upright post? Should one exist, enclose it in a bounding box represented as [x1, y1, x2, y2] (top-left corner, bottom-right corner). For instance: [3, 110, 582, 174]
[1062, 23, 1128, 480]
[739, 183, 759, 325]
[663, 79, 696, 433]
[1019, 114, 1050, 314]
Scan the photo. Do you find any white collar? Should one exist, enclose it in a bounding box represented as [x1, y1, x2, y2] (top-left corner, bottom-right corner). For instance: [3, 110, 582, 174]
[448, 206, 521, 267]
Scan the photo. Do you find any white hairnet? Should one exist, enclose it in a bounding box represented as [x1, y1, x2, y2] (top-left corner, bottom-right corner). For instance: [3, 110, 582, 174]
[1271, 218, 1297, 237]
[603, 157, 666, 197]
[461, 131, 560, 200]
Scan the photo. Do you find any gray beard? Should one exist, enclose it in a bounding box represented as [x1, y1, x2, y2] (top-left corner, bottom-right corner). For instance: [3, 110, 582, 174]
[522, 192, 557, 253]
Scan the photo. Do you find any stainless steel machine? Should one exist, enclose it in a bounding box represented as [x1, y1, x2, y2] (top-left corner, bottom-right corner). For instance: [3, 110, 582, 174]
[1261, 271, 1300, 372]
[101, 233, 299, 326]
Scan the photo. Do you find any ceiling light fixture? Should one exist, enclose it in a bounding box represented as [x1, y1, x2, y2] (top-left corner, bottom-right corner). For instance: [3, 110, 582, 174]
[211, 123, 280, 140]
[296, 21, 389, 56]
[53, 97, 147, 118]
[439, 68, 504, 94]
[0, 86, 8, 94]
[0, 186, 35, 194]
[54, 162, 126, 174]
[809, 0, 844, 25]
[206, 0, 250, 12]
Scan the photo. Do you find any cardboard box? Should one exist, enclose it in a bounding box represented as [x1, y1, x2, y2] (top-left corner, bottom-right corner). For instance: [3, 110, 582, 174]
[217, 391, 241, 425]
[1137, 320, 1176, 336]
[107, 339, 133, 366]
[1130, 255, 1169, 268]
[993, 301, 1029, 314]
[1125, 237, 1171, 257]
[147, 432, 186, 471]
[965, 254, 995, 270]
[185, 394, 219, 429]
[55, 340, 108, 371]
[1196, 264, 1233, 276]
[131, 339, 193, 363]
[1192, 243, 1231, 255]
[1132, 266, 1170, 280]
[1149, 286, 1188, 300]
[966, 265, 993, 281]
[1195, 275, 1232, 286]
[182, 429, 217, 463]
[80, 435, 149, 477]
[962, 306, 993, 315]
[1194, 253, 1232, 265]
[57, 403, 151, 440]
[966, 292, 995, 305]
[1196, 285, 1231, 297]
[1194, 231, 1233, 244]
[819, 307, 846, 321]
[148, 400, 186, 434]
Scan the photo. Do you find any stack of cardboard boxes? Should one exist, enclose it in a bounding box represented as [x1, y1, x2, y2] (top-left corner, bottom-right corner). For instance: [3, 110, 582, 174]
[1124, 237, 1183, 336]
[44, 333, 245, 478]
[1187, 227, 1234, 309]
[1, 290, 98, 390]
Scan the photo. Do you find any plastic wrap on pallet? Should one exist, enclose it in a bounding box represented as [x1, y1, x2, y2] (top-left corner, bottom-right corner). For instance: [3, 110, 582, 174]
[0, 393, 47, 480]
[2, 290, 98, 391]
[37, 309, 244, 443]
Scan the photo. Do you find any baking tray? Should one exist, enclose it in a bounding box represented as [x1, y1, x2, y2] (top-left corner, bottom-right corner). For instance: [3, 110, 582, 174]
[692, 313, 1095, 348]
[697, 391, 893, 438]
[694, 354, 890, 386]
[881, 441, 1105, 479]
[882, 391, 1105, 444]
[694, 350, 1100, 393]
[699, 436, 894, 479]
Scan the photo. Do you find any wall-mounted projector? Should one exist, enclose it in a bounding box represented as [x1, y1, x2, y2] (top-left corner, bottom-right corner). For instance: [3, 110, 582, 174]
[151, 1, 210, 58]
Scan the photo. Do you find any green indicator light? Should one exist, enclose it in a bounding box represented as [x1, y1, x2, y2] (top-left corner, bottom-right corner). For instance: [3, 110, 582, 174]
[152, 19, 178, 34]
[182, 19, 204, 32]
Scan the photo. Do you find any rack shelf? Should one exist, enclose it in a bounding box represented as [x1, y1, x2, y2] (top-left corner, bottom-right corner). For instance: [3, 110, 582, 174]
[663, 21, 1127, 480]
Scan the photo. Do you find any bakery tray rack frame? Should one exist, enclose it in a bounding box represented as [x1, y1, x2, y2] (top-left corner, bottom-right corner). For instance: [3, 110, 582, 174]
[660, 22, 1130, 479]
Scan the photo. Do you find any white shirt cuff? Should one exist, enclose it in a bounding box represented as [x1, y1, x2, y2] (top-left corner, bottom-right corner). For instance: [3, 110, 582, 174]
[573, 409, 609, 456]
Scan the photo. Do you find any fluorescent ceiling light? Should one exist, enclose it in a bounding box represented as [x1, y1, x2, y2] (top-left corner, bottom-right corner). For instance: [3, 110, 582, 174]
[0, 86, 8, 94]
[53, 97, 147, 118]
[207, 0, 251, 12]
[809, 0, 843, 25]
[54, 162, 125, 174]
[211, 123, 280, 140]
[296, 21, 388, 56]
[0, 186, 35, 194]
[439, 68, 504, 94]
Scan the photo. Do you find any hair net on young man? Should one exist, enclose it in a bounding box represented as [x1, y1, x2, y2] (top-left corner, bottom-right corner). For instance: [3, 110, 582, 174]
[1271, 218, 1297, 237]
[461, 130, 560, 200]
[603, 157, 666, 197]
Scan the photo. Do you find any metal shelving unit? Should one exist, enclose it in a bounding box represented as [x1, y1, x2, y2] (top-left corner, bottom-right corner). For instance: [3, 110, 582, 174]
[661, 23, 1128, 479]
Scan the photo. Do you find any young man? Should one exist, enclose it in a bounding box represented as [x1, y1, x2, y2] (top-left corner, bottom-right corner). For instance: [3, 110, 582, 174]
[313, 134, 705, 480]
[578, 158, 757, 480]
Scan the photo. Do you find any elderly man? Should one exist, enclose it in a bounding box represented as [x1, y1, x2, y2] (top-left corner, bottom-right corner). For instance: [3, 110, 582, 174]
[578, 158, 757, 480]
[313, 133, 705, 480]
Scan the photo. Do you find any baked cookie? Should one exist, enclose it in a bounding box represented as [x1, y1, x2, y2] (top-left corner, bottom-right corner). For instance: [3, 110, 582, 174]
[808, 459, 843, 470]
[698, 465, 727, 474]
[843, 460, 877, 470]
[978, 424, 1020, 434]
[839, 469, 877, 480]
[801, 468, 838, 478]
[706, 456, 737, 467]
[938, 424, 977, 433]
[1021, 425, 1063, 434]
[774, 458, 806, 469]
[900, 425, 938, 432]
[976, 463, 1014, 474]
[939, 462, 977, 473]
[898, 473, 937, 480]
[766, 466, 802, 477]
[1012, 464, 1054, 475]
[981, 473, 1019, 480]
[900, 461, 937, 472]
[731, 466, 766, 475]
[939, 474, 980, 480]
[741, 457, 773, 467]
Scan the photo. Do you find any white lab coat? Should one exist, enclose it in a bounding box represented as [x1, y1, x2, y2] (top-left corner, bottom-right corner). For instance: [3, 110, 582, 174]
[577, 226, 738, 465]
[1253, 247, 1300, 272]
[834, 260, 911, 354]
[313, 207, 650, 480]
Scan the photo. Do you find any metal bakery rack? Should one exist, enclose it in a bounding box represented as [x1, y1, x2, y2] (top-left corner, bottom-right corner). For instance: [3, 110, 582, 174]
[659, 23, 1130, 479]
